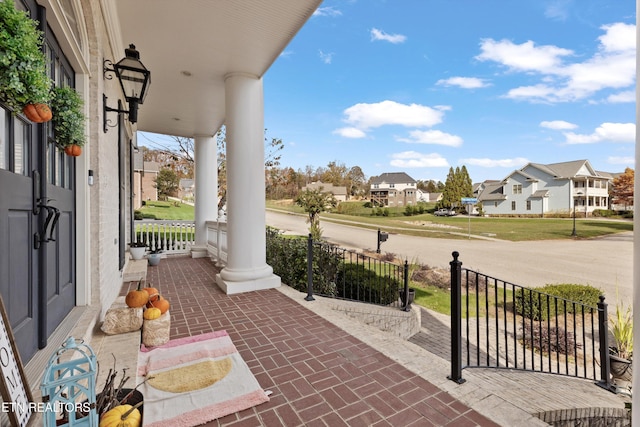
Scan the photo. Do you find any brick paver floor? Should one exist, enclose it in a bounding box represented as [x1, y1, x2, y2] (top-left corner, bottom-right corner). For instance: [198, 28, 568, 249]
[128, 256, 501, 426]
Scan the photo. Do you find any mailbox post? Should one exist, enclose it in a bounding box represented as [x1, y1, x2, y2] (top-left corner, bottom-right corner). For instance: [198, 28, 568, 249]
[376, 228, 388, 253]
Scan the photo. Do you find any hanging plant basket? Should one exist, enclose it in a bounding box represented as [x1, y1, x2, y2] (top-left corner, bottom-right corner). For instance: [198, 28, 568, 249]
[22, 103, 52, 123]
[63, 144, 82, 157]
[0, 0, 52, 113]
[50, 86, 86, 154]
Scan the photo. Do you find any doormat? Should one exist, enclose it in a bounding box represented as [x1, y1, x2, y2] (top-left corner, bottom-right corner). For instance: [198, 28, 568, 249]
[137, 330, 270, 426]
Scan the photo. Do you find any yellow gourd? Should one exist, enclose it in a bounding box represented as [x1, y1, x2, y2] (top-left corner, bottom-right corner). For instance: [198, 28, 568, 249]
[144, 307, 162, 320]
[99, 403, 142, 427]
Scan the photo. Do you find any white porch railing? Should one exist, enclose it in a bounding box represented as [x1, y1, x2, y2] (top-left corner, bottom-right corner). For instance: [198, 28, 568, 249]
[206, 219, 227, 266]
[134, 220, 196, 255]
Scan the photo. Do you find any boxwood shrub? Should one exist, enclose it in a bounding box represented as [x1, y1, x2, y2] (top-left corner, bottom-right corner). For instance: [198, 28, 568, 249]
[336, 263, 399, 305]
[515, 283, 601, 321]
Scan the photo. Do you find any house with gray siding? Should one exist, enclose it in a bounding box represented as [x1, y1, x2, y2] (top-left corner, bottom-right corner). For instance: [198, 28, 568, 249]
[478, 160, 611, 216]
[370, 172, 418, 207]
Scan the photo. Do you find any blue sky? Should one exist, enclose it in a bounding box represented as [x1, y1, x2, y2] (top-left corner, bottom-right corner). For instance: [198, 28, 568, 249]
[261, 0, 636, 183]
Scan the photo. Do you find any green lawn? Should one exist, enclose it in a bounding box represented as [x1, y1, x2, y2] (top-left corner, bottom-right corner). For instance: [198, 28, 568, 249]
[412, 282, 513, 317]
[136, 200, 194, 220]
[266, 199, 632, 241]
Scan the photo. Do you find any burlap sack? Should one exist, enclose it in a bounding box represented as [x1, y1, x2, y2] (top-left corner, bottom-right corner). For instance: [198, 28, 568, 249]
[101, 296, 143, 335]
[142, 310, 170, 347]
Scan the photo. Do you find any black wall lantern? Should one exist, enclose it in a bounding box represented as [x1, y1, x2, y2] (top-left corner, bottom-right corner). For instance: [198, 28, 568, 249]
[103, 44, 151, 132]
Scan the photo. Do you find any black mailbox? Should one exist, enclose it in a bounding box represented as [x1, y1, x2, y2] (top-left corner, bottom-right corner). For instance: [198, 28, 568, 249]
[376, 228, 389, 253]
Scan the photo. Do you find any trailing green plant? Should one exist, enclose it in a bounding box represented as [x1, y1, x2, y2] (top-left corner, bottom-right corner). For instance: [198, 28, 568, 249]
[0, 0, 51, 111]
[50, 86, 86, 147]
[610, 303, 633, 360]
[514, 283, 601, 321]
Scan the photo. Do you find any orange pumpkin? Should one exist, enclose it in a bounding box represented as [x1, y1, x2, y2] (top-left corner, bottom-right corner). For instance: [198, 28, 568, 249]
[147, 295, 170, 314]
[22, 103, 52, 123]
[125, 289, 148, 308]
[64, 144, 82, 157]
[143, 287, 159, 302]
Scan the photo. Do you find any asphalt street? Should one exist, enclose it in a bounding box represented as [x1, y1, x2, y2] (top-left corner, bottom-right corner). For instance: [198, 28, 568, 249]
[266, 209, 633, 304]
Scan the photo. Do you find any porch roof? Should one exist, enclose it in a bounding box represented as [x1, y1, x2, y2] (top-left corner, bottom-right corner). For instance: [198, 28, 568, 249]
[108, 0, 321, 138]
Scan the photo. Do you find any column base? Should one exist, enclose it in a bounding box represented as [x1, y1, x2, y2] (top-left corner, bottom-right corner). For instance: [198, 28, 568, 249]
[190, 245, 209, 259]
[216, 273, 281, 295]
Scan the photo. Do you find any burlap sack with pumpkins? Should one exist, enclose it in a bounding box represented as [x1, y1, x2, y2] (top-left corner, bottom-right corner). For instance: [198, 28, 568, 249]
[101, 296, 143, 335]
[142, 309, 171, 347]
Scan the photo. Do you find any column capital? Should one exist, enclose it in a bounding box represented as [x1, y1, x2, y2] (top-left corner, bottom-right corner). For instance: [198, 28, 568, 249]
[224, 71, 260, 82]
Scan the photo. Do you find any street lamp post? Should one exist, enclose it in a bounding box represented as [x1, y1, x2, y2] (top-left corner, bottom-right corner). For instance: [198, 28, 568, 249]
[571, 200, 577, 237]
[571, 190, 584, 237]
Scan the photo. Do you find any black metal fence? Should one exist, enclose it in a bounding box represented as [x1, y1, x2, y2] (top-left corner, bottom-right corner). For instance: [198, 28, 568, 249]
[448, 251, 612, 389]
[266, 228, 411, 310]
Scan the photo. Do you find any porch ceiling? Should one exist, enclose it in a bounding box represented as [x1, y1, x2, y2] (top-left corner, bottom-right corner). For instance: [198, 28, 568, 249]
[111, 0, 321, 138]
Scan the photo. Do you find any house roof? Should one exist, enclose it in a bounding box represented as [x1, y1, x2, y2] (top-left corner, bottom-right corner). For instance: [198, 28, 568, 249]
[477, 182, 506, 202]
[370, 172, 417, 185]
[303, 182, 347, 196]
[180, 179, 194, 189]
[530, 190, 550, 198]
[526, 160, 601, 179]
[502, 169, 538, 183]
[108, 1, 322, 138]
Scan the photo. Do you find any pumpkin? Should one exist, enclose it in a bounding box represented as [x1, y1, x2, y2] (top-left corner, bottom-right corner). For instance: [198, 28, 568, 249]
[147, 295, 170, 314]
[64, 144, 82, 156]
[22, 103, 52, 123]
[143, 287, 159, 302]
[144, 307, 162, 320]
[99, 403, 142, 427]
[125, 282, 148, 308]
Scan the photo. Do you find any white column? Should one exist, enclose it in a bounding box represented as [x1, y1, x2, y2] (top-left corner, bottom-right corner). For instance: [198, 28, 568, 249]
[632, 48, 639, 419]
[216, 72, 280, 294]
[191, 134, 217, 258]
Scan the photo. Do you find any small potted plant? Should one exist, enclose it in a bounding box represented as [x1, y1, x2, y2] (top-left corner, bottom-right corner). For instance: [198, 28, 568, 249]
[129, 241, 147, 260]
[49, 86, 86, 156]
[0, 0, 52, 119]
[147, 247, 163, 267]
[609, 302, 632, 394]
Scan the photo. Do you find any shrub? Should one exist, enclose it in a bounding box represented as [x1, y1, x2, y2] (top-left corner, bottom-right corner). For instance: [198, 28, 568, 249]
[265, 228, 341, 295]
[515, 283, 601, 321]
[363, 201, 372, 208]
[592, 209, 614, 217]
[520, 320, 580, 356]
[336, 263, 399, 305]
[404, 205, 414, 216]
[379, 252, 396, 262]
[382, 208, 389, 217]
[134, 210, 143, 220]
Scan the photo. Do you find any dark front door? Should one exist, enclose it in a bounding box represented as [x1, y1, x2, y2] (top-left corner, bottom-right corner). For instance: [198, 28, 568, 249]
[0, 0, 76, 363]
[0, 114, 40, 361]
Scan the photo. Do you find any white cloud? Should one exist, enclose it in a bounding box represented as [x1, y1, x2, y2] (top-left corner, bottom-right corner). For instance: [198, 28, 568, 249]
[564, 122, 635, 144]
[340, 100, 445, 133]
[476, 39, 573, 73]
[313, 6, 342, 17]
[606, 91, 635, 103]
[436, 77, 490, 89]
[540, 120, 577, 130]
[608, 156, 635, 165]
[544, 0, 571, 21]
[370, 28, 407, 44]
[398, 130, 463, 147]
[390, 151, 449, 168]
[476, 23, 636, 103]
[318, 50, 334, 64]
[333, 127, 367, 139]
[460, 157, 529, 168]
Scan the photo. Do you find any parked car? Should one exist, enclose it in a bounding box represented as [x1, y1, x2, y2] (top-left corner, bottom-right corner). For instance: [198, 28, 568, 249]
[434, 208, 457, 217]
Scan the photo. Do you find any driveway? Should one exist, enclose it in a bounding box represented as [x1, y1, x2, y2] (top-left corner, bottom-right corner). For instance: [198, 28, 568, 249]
[266, 210, 633, 304]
